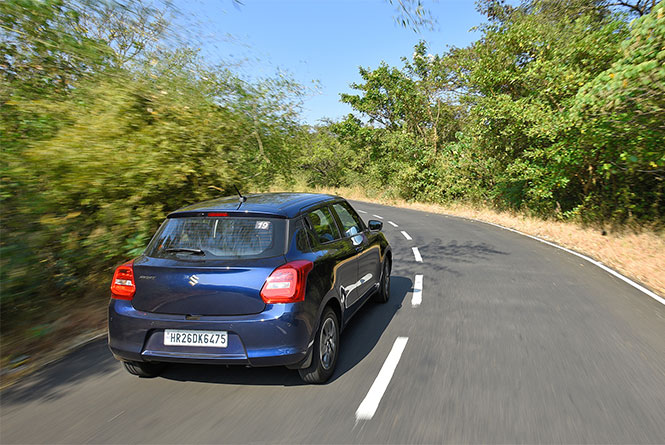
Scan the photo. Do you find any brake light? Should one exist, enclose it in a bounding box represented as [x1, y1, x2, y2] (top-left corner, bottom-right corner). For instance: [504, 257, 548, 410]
[111, 260, 136, 300]
[260, 260, 313, 304]
[208, 212, 228, 217]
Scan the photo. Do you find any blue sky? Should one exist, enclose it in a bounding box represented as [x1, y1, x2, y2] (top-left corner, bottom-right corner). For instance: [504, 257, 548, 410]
[176, 0, 485, 124]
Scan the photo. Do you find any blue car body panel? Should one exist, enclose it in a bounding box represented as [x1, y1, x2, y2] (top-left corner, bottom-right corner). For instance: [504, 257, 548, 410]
[131, 256, 286, 316]
[108, 299, 312, 366]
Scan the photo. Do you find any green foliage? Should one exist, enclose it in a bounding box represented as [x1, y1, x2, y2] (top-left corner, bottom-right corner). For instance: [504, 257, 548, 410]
[328, 0, 664, 223]
[0, 0, 305, 333]
[341, 41, 462, 154]
[386, 0, 437, 32]
[297, 126, 356, 188]
[458, 0, 629, 214]
[573, 1, 665, 221]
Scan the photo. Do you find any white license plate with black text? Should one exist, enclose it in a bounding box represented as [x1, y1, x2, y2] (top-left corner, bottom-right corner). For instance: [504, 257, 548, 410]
[164, 329, 228, 348]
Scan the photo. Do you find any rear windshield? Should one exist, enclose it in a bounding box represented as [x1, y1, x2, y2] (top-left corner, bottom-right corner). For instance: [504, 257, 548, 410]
[145, 216, 286, 260]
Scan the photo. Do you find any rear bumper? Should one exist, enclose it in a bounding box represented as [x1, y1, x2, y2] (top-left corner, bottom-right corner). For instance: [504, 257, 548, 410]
[108, 299, 315, 367]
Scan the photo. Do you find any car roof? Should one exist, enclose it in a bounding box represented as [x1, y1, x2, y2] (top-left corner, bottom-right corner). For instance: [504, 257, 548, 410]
[168, 192, 341, 219]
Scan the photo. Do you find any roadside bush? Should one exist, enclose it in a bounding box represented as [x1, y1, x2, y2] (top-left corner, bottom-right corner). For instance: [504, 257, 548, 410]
[0, 1, 305, 336]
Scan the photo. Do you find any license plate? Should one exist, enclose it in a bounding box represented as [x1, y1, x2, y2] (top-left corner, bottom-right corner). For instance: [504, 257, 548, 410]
[164, 329, 228, 348]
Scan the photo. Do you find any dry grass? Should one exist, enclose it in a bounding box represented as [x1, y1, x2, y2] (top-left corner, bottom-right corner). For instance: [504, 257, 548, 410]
[281, 184, 665, 298]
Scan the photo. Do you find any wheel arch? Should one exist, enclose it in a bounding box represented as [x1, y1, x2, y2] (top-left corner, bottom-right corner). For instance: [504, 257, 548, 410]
[384, 248, 392, 271]
[323, 295, 343, 330]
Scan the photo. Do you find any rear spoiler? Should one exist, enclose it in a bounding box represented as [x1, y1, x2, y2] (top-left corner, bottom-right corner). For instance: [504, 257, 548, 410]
[167, 211, 287, 219]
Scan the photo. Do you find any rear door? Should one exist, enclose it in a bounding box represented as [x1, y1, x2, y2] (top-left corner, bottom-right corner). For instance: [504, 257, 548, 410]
[305, 206, 359, 309]
[131, 215, 287, 316]
[331, 201, 380, 306]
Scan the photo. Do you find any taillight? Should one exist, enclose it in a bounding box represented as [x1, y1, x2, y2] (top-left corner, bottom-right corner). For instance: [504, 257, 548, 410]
[111, 260, 136, 300]
[260, 260, 313, 304]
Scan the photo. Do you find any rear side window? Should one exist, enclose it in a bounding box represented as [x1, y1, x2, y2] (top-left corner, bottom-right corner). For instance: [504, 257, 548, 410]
[332, 202, 364, 238]
[307, 207, 341, 244]
[292, 218, 312, 253]
[145, 217, 286, 260]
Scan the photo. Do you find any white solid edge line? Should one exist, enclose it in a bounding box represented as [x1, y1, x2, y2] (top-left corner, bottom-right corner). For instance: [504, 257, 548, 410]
[412, 247, 422, 262]
[357, 209, 367, 214]
[412, 274, 423, 307]
[401, 231, 412, 240]
[480, 220, 665, 306]
[372, 214, 384, 219]
[388, 221, 398, 227]
[355, 337, 409, 420]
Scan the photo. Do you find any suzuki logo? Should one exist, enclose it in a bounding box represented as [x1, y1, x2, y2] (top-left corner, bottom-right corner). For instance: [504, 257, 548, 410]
[188, 275, 199, 286]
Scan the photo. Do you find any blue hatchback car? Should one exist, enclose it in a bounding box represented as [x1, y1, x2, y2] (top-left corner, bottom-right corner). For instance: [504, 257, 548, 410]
[108, 193, 392, 383]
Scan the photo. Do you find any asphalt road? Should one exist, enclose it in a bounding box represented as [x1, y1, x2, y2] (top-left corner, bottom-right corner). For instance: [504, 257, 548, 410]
[2, 201, 665, 444]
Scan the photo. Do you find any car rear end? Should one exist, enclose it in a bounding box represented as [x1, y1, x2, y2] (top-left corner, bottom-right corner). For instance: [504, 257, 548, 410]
[108, 211, 316, 368]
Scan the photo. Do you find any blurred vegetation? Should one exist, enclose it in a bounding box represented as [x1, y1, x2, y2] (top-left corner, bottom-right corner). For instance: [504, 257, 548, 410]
[1, 0, 664, 346]
[0, 0, 303, 337]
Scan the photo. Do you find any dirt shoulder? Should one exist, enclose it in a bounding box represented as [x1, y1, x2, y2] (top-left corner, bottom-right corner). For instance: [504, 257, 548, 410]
[1, 299, 108, 390]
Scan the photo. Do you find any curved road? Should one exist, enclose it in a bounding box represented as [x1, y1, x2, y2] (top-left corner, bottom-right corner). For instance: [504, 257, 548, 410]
[2, 201, 665, 443]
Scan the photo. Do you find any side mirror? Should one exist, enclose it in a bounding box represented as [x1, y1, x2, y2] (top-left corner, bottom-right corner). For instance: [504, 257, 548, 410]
[368, 220, 383, 231]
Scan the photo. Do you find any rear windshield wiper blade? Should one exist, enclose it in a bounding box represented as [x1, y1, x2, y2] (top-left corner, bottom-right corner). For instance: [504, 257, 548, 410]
[163, 247, 206, 255]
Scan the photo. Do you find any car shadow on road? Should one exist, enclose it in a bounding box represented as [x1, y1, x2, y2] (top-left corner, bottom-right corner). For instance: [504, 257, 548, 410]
[330, 275, 410, 382]
[161, 275, 411, 386]
[417, 239, 509, 276]
[160, 361, 304, 386]
[421, 239, 509, 264]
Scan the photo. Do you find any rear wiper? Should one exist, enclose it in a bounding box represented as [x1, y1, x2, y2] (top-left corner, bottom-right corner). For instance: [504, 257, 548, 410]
[234, 185, 247, 210]
[163, 247, 205, 255]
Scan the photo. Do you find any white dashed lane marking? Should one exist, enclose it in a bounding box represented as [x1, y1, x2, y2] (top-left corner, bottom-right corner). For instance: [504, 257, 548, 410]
[412, 247, 422, 262]
[412, 274, 423, 307]
[355, 207, 421, 422]
[355, 337, 409, 421]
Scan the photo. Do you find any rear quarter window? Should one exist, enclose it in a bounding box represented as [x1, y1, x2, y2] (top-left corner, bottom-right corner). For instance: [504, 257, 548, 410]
[292, 218, 313, 253]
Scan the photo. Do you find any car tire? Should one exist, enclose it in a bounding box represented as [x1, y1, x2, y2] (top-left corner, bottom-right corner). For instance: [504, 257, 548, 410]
[122, 360, 165, 378]
[298, 307, 339, 384]
[374, 258, 391, 303]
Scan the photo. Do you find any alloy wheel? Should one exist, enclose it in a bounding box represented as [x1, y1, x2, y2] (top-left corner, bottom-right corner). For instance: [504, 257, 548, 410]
[319, 317, 337, 370]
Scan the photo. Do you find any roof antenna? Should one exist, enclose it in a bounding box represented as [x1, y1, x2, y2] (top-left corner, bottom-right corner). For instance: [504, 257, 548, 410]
[234, 185, 247, 209]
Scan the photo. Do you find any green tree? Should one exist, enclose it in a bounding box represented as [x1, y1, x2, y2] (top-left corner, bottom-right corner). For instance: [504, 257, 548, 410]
[573, 1, 665, 221]
[341, 41, 462, 153]
[456, 0, 629, 213]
